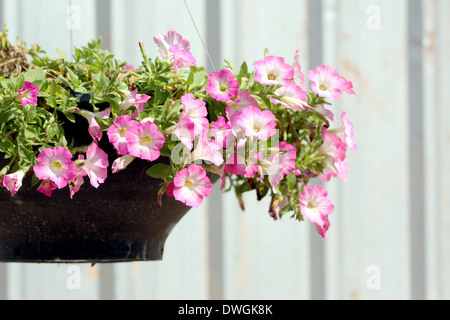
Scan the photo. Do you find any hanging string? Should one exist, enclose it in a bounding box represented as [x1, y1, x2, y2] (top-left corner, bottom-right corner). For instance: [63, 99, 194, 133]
[68, 0, 74, 60]
[183, 0, 216, 71]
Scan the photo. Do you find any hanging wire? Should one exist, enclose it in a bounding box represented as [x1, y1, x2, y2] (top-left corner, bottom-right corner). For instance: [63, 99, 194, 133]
[68, 0, 74, 60]
[183, 0, 216, 71]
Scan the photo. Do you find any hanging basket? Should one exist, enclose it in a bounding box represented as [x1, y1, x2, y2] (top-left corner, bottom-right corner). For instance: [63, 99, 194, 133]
[0, 153, 199, 263]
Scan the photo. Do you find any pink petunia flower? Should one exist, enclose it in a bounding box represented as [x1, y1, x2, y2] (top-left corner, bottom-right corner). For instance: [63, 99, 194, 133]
[119, 90, 151, 117]
[190, 132, 224, 167]
[173, 116, 196, 150]
[79, 108, 111, 141]
[180, 93, 209, 136]
[330, 111, 357, 151]
[82, 142, 109, 188]
[318, 127, 347, 174]
[125, 121, 165, 161]
[225, 90, 258, 122]
[308, 65, 355, 100]
[172, 164, 213, 207]
[254, 55, 294, 87]
[299, 184, 334, 238]
[37, 179, 58, 197]
[224, 149, 261, 179]
[2, 169, 26, 196]
[319, 158, 349, 183]
[111, 154, 136, 174]
[154, 30, 191, 61]
[292, 50, 307, 89]
[236, 106, 277, 140]
[18, 81, 39, 106]
[107, 115, 140, 155]
[258, 142, 297, 191]
[270, 82, 310, 111]
[206, 69, 239, 102]
[210, 116, 232, 148]
[33, 147, 77, 189]
[169, 44, 197, 74]
[69, 165, 86, 199]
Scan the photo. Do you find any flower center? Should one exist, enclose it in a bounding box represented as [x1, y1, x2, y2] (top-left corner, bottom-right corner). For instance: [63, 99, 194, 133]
[220, 82, 228, 92]
[267, 73, 277, 81]
[185, 179, 195, 188]
[319, 85, 327, 91]
[119, 128, 128, 137]
[307, 201, 314, 209]
[140, 135, 152, 144]
[52, 161, 63, 170]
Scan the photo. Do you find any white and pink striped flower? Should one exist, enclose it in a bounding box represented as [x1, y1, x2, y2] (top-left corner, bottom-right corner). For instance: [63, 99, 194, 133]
[299, 184, 334, 238]
[125, 121, 165, 161]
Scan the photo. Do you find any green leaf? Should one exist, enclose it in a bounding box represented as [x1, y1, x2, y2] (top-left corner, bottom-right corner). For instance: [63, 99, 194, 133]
[146, 163, 171, 180]
[56, 48, 68, 61]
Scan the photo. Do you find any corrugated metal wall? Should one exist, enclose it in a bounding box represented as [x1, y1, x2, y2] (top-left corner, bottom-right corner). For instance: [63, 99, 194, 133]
[0, 0, 448, 300]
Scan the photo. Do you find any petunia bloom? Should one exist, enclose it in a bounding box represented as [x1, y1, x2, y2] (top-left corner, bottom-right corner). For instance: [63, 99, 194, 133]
[270, 82, 309, 111]
[18, 81, 39, 106]
[112, 154, 136, 174]
[79, 108, 111, 141]
[33, 147, 77, 189]
[172, 116, 196, 150]
[206, 69, 239, 102]
[308, 65, 355, 100]
[107, 115, 140, 155]
[292, 50, 307, 89]
[119, 90, 151, 117]
[318, 127, 347, 175]
[125, 121, 165, 161]
[154, 30, 191, 61]
[83, 142, 109, 188]
[330, 111, 357, 151]
[180, 93, 209, 136]
[254, 55, 294, 87]
[37, 179, 58, 197]
[225, 90, 258, 122]
[2, 169, 26, 196]
[172, 164, 213, 207]
[236, 106, 277, 140]
[169, 44, 196, 74]
[299, 184, 334, 238]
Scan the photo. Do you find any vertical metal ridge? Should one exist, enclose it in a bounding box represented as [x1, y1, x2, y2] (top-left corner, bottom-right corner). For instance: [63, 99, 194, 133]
[96, 0, 111, 50]
[408, 0, 425, 300]
[0, 0, 4, 29]
[308, 0, 325, 301]
[206, 0, 224, 300]
[96, 0, 114, 300]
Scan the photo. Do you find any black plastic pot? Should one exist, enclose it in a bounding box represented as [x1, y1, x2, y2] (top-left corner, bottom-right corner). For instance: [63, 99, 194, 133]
[0, 95, 215, 263]
[0, 154, 197, 263]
